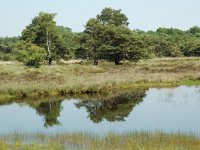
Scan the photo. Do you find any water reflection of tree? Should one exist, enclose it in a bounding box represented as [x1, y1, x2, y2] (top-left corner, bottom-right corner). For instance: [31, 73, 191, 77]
[75, 90, 146, 123]
[35, 101, 63, 127]
[0, 97, 63, 128]
[0, 89, 146, 127]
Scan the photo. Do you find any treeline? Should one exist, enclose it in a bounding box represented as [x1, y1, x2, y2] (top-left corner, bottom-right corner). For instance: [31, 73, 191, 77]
[0, 7, 200, 67]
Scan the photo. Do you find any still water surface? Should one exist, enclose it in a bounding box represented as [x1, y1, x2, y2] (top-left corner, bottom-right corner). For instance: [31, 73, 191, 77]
[0, 86, 200, 135]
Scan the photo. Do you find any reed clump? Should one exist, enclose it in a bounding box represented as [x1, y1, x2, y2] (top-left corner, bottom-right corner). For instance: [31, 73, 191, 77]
[0, 132, 200, 150]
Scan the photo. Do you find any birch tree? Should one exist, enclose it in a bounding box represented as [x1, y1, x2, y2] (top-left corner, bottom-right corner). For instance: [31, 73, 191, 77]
[21, 12, 67, 65]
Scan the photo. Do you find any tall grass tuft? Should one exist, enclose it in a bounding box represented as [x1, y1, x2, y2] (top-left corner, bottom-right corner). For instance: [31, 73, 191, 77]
[0, 132, 200, 150]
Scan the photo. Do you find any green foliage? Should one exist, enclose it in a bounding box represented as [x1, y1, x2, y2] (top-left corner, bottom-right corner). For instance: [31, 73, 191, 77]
[82, 18, 103, 64]
[183, 39, 200, 56]
[1, 8, 200, 65]
[97, 7, 129, 26]
[188, 26, 200, 37]
[21, 12, 57, 45]
[143, 28, 194, 57]
[0, 37, 19, 61]
[83, 7, 146, 65]
[0, 51, 14, 61]
[0, 37, 19, 53]
[57, 26, 81, 59]
[15, 41, 46, 67]
[75, 47, 88, 59]
[98, 25, 133, 63]
[21, 12, 68, 62]
[156, 27, 185, 36]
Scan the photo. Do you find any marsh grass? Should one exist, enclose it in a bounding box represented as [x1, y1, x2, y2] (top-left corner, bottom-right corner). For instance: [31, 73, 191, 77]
[0, 132, 200, 150]
[1, 57, 200, 99]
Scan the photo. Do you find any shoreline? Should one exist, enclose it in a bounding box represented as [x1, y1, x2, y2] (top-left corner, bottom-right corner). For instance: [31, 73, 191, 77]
[0, 79, 199, 101]
[1, 57, 200, 101]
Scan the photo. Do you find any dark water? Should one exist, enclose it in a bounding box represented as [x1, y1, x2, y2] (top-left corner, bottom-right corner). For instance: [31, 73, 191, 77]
[0, 86, 200, 135]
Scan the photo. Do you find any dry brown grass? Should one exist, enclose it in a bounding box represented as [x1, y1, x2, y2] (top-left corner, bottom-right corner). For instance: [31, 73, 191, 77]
[0, 57, 200, 98]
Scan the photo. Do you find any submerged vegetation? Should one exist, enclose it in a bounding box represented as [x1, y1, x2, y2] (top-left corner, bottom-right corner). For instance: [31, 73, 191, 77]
[0, 132, 200, 150]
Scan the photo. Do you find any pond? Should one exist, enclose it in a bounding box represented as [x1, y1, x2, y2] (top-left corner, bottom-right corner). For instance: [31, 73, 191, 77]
[0, 86, 200, 135]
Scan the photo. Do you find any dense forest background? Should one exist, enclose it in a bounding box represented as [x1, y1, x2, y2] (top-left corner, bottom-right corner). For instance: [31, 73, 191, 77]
[0, 7, 200, 67]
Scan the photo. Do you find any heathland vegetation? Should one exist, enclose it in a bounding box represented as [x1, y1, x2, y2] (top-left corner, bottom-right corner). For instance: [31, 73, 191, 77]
[1, 7, 200, 149]
[1, 57, 200, 100]
[1, 7, 200, 99]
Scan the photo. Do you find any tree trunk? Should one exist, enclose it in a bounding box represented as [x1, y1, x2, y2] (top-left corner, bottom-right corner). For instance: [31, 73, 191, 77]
[46, 28, 52, 65]
[115, 54, 120, 65]
[92, 43, 98, 65]
[94, 58, 98, 65]
[48, 57, 52, 65]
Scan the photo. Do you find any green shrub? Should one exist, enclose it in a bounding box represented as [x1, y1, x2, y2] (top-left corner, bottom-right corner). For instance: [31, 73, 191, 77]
[0, 52, 12, 61]
[15, 41, 46, 67]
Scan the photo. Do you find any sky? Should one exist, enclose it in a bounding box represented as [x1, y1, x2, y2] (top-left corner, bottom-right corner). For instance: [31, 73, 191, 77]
[0, 0, 199, 37]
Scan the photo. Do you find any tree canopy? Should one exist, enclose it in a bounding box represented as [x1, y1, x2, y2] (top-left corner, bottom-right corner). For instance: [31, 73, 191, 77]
[14, 41, 46, 67]
[82, 7, 150, 65]
[1, 8, 200, 66]
[21, 12, 67, 65]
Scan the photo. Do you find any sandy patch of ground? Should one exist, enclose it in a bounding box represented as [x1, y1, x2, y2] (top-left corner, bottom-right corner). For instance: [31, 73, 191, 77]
[60, 59, 84, 64]
[0, 61, 16, 65]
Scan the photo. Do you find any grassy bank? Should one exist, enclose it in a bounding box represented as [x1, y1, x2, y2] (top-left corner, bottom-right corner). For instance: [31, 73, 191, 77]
[0, 132, 199, 150]
[1, 57, 200, 99]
